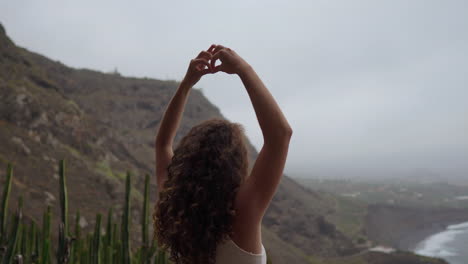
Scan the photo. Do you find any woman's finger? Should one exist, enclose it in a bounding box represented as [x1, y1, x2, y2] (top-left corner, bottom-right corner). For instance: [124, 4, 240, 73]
[207, 44, 217, 54]
[196, 50, 212, 60]
[210, 50, 226, 69]
[191, 58, 211, 69]
[211, 45, 225, 55]
[196, 56, 211, 67]
[200, 68, 213, 75]
[212, 64, 224, 73]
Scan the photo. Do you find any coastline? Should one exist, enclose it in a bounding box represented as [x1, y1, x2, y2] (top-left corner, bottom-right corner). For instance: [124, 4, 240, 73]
[365, 204, 468, 252]
[396, 223, 448, 251]
[397, 220, 468, 251]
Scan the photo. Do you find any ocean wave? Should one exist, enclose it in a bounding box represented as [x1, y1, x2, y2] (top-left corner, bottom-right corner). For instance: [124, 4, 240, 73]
[447, 221, 468, 231]
[415, 229, 464, 258]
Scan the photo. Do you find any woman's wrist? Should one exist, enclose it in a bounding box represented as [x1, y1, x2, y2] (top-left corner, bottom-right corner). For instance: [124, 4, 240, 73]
[179, 79, 194, 91]
[237, 63, 254, 79]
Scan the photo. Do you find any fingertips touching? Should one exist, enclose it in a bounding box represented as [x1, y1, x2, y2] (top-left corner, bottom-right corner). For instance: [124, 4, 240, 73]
[210, 51, 221, 69]
[197, 50, 212, 60]
[212, 64, 224, 73]
[207, 44, 216, 54]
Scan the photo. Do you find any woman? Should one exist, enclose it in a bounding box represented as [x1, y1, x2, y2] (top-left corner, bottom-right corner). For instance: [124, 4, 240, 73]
[153, 44, 292, 264]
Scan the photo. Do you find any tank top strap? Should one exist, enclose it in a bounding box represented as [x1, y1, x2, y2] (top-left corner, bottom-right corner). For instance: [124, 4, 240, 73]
[215, 239, 267, 264]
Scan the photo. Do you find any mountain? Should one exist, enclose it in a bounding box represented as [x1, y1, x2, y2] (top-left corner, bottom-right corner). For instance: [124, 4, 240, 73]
[0, 23, 449, 264]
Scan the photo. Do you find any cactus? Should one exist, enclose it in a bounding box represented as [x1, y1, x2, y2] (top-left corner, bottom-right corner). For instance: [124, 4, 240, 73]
[41, 206, 51, 264]
[103, 208, 113, 264]
[19, 215, 27, 258]
[121, 172, 132, 264]
[141, 174, 150, 264]
[2, 197, 22, 264]
[0, 163, 13, 242]
[0, 162, 179, 264]
[26, 221, 37, 264]
[70, 210, 81, 264]
[57, 159, 73, 264]
[59, 160, 69, 235]
[91, 213, 102, 264]
[33, 222, 39, 263]
[154, 249, 166, 264]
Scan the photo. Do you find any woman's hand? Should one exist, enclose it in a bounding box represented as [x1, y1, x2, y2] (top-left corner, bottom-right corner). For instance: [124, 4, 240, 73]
[181, 48, 214, 87]
[209, 44, 250, 75]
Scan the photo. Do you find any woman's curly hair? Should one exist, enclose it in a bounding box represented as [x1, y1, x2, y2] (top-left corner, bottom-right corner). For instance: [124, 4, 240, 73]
[153, 118, 249, 264]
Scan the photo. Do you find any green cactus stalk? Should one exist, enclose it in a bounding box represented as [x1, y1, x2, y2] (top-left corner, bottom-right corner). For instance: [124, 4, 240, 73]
[103, 208, 113, 264]
[41, 206, 52, 264]
[121, 172, 132, 264]
[141, 174, 150, 264]
[0, 163, 13, 241]
[154, 249, 166, 264]
[104, 245, 113, 264]
[57, 159, 72, 264]
[87, 233, 93, 263]
[26, 221, 36, 264]
[70, 210, 81, 264]
[33, 222, 39, 264]
[92, 214, 102, 264]
[20, 218, 27, 256]
[105, 208, 113, 247]
[59, 159, 69, 235]
[2, 197, 22, 264]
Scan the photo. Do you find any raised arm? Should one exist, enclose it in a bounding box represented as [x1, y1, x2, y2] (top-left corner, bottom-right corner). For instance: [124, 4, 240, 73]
[155, 48, 214, 194]
[210, 45, 293, 219]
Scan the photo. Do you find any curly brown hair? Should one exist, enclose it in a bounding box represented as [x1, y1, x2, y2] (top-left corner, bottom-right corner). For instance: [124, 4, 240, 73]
[153, 118, 249, 264]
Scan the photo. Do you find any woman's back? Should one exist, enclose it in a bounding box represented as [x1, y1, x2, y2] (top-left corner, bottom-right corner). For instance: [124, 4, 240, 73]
[215, 239, 266, 264]
[154, 44, 292, 264]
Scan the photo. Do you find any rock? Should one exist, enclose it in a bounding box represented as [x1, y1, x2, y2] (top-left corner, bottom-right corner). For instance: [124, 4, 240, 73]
[11, 136, 31, 155]
[28, 130, 41, 143]
[104, 152, 119, 163]
[15, 94, 28, 108]
[46, 132, 59, 148]
[96, 137, 105, 146]
[30, 112, 48, 128]
[79, 216, 88, 228]
[44, 191, 56, 205]
[55, 112, 66, 123]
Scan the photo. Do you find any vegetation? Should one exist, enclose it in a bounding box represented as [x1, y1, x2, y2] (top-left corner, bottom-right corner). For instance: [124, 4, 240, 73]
[297, 178, 468, 209]
[0, 161, 169, 264]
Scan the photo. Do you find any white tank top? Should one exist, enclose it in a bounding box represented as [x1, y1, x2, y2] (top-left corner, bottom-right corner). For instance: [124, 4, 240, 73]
[215, 239, 267, 264]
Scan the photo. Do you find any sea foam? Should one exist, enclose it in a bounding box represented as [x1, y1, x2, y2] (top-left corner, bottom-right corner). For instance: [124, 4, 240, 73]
[415, 221, 468, 258]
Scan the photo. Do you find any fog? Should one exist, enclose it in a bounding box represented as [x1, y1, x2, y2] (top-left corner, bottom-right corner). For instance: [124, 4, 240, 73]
[1, 0, 467, 179]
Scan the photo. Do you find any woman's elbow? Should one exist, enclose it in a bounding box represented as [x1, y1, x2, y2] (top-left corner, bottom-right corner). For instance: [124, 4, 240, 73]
[274, 125, 293, 142]
[284, 125, 293, 138]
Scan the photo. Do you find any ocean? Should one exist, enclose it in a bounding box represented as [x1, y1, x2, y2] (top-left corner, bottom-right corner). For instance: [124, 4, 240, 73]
[414, 221, 468, 264]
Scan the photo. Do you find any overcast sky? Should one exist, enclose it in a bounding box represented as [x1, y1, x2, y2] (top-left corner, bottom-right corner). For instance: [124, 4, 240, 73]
[1, 0, 467, 179]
